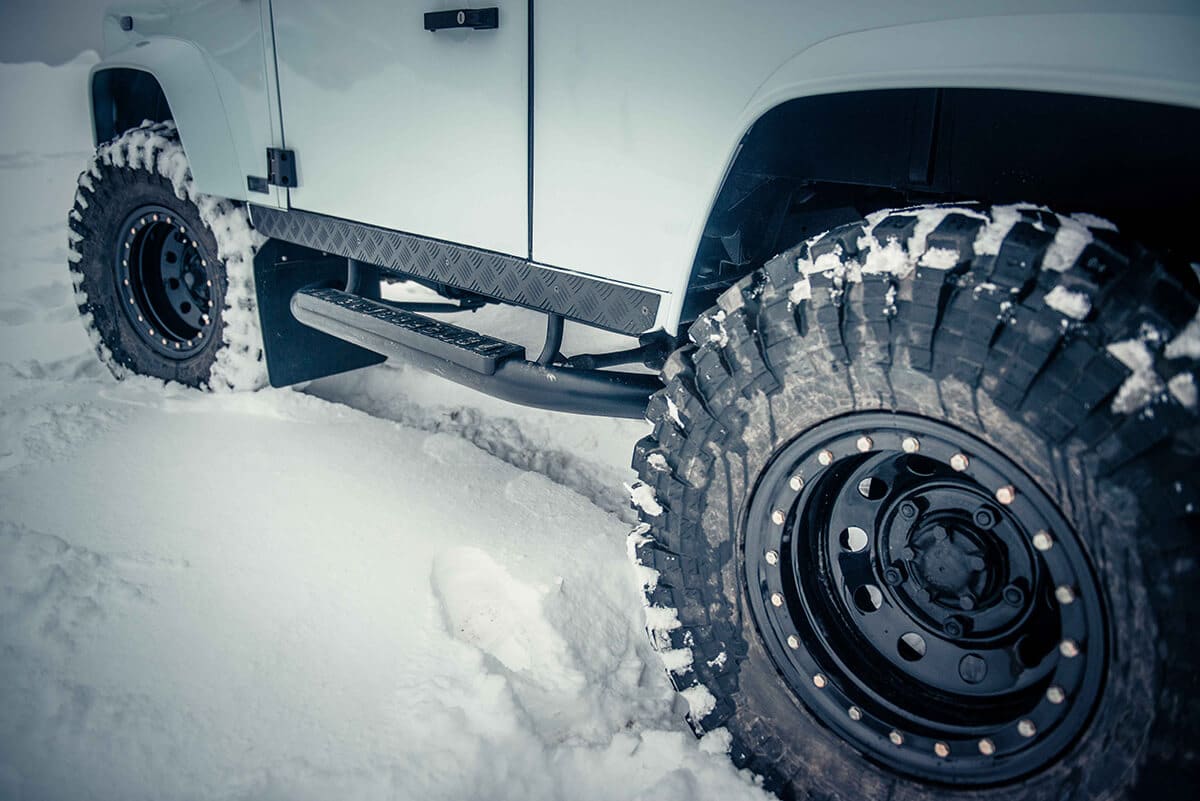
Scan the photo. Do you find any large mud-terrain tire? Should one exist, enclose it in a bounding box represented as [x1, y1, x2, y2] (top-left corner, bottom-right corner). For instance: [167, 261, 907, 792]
[67, 122, 267, 390]
[629, 204, 1199, 800]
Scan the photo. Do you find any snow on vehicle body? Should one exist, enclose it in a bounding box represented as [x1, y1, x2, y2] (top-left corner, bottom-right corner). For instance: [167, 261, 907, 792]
[69, 2, 1200, 799]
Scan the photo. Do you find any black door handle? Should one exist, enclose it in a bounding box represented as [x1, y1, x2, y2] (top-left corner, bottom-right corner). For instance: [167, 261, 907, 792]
[424, 7, 499, 32]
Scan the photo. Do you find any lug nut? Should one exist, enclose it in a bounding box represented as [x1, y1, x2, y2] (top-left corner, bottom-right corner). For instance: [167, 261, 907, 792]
[787, 634, 800, 649]
[818, 449, 834, 466]
[950, 453, 969, 472]
[944, 618, 965, 638]
[934, 742, 950, 758]
[978, 738, 996, 756]
[902, 436, 920, 454]
[1055, 585, 1076, 605]
[856, 435, 873, 453]
[889, 730, 904, 746]
[1059, 639, 1080, 658]
[789, 475, 804, 491]
[1046, 685, 1066, 705]
[771, 509, 786, 525]
[899, 501, 918, 519]
[973, 508, 996, 528]
[995, 485, 1017, 505]
[812, 673, 827, 688]
[848, 706, 863, 721]
[765, 550, 779, 565]
[959, 653, 987, 684]
[1033, 530, 1054, 551]
[1018, 719, 1037, 738]
[1003, 585, 1025, 606]
[770, 592, 785, 608]
[883, 567, 903, 585]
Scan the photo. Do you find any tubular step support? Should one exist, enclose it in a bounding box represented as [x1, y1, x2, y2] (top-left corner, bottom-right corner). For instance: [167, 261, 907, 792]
[290, 287, 660, 418]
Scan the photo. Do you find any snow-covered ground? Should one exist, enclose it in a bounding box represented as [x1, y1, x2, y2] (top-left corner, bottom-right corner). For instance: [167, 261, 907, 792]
[0, 54, 768, 801]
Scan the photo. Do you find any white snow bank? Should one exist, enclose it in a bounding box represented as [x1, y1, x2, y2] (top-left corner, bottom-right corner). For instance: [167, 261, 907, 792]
[0, 378, 767, 801]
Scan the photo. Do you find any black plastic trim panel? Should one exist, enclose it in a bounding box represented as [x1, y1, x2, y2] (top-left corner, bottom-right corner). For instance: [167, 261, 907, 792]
[250, 206, 660, 335]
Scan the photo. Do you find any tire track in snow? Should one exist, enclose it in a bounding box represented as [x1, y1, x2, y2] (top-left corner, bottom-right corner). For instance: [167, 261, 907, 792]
[305, 364, 646, 524]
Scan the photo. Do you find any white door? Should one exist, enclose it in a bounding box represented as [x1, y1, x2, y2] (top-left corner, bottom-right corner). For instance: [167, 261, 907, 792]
[271, 1, 528, 257]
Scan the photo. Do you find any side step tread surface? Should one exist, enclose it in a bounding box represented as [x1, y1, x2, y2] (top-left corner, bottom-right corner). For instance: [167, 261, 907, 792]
[293, 287, 525, 375]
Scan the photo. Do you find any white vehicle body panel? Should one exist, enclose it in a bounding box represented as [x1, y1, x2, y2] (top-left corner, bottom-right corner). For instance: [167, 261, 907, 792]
[93, 1, 1200, 334]
[532, 2, 1200, 332]
[271, 0, 529, 258]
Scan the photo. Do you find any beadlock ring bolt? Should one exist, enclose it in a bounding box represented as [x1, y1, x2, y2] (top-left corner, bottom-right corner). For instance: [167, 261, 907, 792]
[934, 742, 950, 758]
[765, 550, 779, 565]
[996, 485, 1017, 505]
[1060, 639, 1080, 658]
[950, 453, 970, 472]
[1033, 530, 1054, 551]
[789, 475, 804, 491]
[889, 730, 904, 746]
[978, 738, 996, 756]
[848, 706, 863, 721]
[1055, 585, 1076, 605]
[1018, 719, 1037, 738]
[771, 509, 786, 525]
[787, 634, 800, 649]
[856, 436, 873, 453]
[901, 436, 920, 454]
[813, 673, 827, 688]
[1046, 686, 1066, 705]
[770, 592, 785, 608]
[818, 449, 834, 466]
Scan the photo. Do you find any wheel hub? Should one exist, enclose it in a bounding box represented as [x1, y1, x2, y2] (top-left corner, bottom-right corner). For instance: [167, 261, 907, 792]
[743, 413, 1107, 786]
[113, 205, 216, 359]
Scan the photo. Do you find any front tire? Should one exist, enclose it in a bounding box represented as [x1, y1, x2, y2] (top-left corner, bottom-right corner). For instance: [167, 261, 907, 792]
[67, 122, 267, 390]
[630, 204, 1199, 799]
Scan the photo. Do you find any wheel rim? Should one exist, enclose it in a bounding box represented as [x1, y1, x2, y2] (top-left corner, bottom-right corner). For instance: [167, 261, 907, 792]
[113, 205, 216, 359]
[743, 412, 1107, 786]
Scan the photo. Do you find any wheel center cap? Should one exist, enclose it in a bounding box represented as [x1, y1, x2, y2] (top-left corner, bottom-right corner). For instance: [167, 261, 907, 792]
[912, 526, 986, 598]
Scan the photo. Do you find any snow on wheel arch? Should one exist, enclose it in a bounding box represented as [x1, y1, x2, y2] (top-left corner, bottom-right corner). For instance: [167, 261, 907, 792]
[67, 121, 268, 391]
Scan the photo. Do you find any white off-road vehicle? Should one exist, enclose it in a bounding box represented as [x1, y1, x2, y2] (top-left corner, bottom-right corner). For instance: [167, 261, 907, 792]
[68, 3, 1200, 798]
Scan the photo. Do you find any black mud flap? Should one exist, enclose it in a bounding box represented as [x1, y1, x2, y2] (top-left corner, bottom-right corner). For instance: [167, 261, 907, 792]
[252, 241, 385, 387]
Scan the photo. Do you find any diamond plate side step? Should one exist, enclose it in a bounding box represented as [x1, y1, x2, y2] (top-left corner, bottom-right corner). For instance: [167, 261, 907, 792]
[290, 286, 661, 419]
[292, 286, 524, 375]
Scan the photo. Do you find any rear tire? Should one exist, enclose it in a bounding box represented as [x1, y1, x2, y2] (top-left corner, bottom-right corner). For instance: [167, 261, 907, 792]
[67, 122, 267, 390]
[630, 204, 1200, 799]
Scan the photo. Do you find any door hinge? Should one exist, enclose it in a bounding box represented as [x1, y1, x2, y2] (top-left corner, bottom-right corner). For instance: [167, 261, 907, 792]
[266, 148, 297, 188]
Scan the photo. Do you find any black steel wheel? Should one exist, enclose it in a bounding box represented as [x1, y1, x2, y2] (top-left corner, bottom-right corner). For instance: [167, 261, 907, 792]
[630, 204, 1199, 801]
[743, 413, 1105, 786]
[113, 204, 218, 359]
